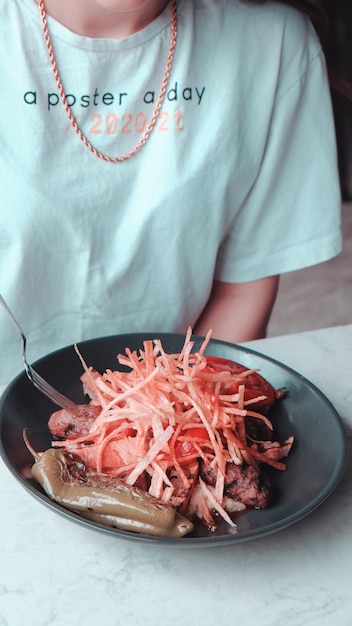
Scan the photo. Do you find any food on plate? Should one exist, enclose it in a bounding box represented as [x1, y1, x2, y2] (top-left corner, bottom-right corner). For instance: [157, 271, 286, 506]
[29, 329, 294, 536]
[24, 436, 193, 537]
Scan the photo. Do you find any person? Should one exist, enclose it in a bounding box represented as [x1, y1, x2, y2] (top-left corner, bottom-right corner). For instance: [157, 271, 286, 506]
[0, 0, 342, 384]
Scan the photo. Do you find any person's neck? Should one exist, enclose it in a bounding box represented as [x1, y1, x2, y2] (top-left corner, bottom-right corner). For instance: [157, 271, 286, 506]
[37, 0, 170, 39]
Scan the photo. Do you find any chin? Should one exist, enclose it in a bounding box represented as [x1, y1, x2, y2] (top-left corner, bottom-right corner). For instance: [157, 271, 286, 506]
[94, 0, 154, 13]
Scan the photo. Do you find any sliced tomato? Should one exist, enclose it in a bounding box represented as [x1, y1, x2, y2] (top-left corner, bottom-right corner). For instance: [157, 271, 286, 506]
[204, 355, 276, 410]
[184, 427, 210, 440]
[174, 427, 210, 465]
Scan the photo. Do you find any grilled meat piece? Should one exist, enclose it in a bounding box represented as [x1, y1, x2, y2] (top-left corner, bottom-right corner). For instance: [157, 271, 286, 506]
[48, 404, 101, 439]
[200, 460, 272, 509]
[244, 415, 273, 441]
[168, 461, 199, 514]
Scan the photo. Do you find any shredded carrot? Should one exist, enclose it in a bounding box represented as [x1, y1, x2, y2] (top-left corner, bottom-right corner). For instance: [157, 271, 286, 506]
[198, 478, 236, 528]
[52, 328, 293, 530]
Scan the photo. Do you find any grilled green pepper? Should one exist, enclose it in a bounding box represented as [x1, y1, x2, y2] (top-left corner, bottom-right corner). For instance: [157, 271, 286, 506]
[30, 447, 194, 538]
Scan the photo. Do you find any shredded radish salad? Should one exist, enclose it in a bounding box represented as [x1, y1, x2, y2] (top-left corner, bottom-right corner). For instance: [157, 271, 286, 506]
[50, 329, 293, 531]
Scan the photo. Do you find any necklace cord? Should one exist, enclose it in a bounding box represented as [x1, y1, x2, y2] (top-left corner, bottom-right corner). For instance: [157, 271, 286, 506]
[38, 0, 178, 162]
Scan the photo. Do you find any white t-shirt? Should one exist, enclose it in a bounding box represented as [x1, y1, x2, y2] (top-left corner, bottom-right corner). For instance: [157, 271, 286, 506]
[0, 0, 342, 383]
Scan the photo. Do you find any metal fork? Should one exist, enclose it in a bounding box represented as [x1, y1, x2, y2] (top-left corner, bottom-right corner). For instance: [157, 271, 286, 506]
[0, 294, 80, 415]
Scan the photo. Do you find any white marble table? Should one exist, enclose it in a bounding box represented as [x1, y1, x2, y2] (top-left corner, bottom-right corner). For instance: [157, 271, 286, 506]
[0, 325, 351, 626]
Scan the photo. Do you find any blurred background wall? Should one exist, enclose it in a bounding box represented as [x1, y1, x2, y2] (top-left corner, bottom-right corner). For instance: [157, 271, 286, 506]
[325, 0, 352, 199]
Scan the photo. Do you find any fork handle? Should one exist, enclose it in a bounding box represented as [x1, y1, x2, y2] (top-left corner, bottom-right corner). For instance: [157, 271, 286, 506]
[0, 294, 30, 371]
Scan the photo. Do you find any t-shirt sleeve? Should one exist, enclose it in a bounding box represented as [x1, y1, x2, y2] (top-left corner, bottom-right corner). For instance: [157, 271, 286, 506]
[215, 33, 342, 284]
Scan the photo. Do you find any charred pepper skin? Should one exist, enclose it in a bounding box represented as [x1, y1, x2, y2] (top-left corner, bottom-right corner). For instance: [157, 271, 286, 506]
[31, 448, 194, 538]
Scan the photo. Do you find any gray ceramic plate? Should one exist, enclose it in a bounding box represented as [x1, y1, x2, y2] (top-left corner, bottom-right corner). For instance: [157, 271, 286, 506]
[0, 333, 347, 547]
